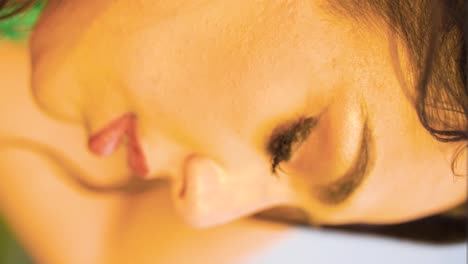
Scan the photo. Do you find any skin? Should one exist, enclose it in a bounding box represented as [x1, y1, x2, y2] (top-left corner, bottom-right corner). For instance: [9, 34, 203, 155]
[29, 0, 466, 224]
[0, 41, 290, 264]
[0, 0, 466, 262]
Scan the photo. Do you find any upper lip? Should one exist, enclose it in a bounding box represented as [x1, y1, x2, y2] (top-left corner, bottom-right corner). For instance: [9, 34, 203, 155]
[88, 112, 149, 178]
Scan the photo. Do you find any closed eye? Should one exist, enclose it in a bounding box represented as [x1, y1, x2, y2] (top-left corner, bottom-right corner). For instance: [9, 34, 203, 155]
[266, 115, 319, 175]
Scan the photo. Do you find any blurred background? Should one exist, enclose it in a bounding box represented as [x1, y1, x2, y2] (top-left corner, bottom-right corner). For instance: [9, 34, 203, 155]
[0, 215, 33, 264]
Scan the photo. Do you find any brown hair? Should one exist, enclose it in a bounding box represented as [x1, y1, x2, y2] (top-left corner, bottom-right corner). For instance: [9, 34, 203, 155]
[0, 0, 37, 19]
[326, 0, 467, 171]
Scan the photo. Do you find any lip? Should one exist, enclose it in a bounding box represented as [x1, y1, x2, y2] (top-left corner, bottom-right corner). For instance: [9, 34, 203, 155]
[88, 112, 149, 178]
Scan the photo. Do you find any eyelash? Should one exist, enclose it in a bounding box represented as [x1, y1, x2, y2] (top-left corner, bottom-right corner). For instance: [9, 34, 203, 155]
[268, 117, 317, 176]
[269, 133, 296, 176]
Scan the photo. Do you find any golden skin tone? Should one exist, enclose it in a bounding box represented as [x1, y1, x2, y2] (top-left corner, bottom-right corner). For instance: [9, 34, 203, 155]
[0, 41, 290, 264]
[0, 0, 466, 261]
[29, 0, 466, 225]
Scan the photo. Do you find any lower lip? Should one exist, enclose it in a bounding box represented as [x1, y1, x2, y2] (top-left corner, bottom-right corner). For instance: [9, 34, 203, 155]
[88, 113, 149, 178]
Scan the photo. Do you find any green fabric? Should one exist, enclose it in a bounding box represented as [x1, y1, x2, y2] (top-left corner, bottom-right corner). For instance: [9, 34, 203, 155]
[0, 1, 45, 41]
[0, 216, 33, 264]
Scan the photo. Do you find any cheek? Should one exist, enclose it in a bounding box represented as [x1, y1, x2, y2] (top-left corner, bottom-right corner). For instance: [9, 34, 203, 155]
[30, 0, 134, 121]
[31, 0, 114, 66]
[346, 119, 464, 224]
[355, 159, 458, 223]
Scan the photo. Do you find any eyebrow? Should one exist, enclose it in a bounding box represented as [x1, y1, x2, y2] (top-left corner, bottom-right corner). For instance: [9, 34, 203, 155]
[313, 118, 375, 205]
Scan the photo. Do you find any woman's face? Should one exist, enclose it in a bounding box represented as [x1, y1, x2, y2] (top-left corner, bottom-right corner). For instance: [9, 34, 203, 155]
[30, 0, 466, 227]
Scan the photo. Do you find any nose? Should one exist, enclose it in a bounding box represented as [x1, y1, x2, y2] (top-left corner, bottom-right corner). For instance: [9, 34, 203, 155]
[172, 155, 294, 228]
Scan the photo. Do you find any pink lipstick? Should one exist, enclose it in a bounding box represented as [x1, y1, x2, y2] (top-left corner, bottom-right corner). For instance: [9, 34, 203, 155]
[88, 113, 149, 178]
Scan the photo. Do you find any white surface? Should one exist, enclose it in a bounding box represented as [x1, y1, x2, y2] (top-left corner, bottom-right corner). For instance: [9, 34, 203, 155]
[246, 227, 466, 264]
